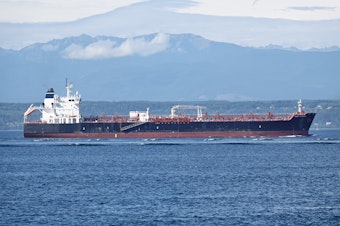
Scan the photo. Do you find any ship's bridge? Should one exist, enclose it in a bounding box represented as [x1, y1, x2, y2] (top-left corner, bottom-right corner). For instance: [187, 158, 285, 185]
[24, 80, 82, 124]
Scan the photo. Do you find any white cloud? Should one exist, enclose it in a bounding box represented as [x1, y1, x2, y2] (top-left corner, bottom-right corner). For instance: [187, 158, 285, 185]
[288, 6, 336, 11]
[63, 33, 169, 59]
[0, 0, 144, 23]
[63, 40, 117, 59]
[1, 0, 339, 23]
[177, 0, 340, 20]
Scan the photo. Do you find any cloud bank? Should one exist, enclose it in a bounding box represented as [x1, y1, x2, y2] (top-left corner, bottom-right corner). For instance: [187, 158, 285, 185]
[288, 6, 336, 11]
[178, 0, 340, 20]
[62, 33, 169, 59]
[0, 0, 143, 23]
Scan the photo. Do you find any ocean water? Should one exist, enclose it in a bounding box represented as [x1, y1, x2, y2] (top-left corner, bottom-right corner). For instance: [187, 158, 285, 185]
[1, 130, 340, 225]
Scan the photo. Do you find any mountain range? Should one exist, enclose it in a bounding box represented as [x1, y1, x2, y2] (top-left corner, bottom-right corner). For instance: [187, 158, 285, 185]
[1, 0, 340, 50]
[1, 33, 339, 103]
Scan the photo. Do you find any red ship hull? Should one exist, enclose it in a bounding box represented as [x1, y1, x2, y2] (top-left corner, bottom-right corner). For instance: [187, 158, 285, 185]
[24, 129, 310, 139]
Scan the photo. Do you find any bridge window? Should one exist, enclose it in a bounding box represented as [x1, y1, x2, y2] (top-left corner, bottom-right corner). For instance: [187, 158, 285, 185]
[45, 94, 54, 98]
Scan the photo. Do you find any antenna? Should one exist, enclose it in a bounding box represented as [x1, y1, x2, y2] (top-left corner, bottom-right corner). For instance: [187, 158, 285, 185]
[65, 78, 73, 98]
[297, 99, 302, 113]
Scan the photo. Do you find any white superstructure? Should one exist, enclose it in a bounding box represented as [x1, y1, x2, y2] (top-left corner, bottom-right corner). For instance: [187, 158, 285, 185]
[129, 108, 150, 122]
[24, 80, 81, 124]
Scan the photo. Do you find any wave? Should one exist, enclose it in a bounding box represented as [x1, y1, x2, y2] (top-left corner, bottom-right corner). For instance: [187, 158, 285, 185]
[1, 135, 340, 148]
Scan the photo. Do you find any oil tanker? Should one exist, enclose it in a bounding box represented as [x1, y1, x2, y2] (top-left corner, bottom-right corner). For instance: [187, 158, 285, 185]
[24, 81, 315, 138]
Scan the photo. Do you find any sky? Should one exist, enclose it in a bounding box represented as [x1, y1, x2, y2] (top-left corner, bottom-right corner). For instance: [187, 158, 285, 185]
[0, 0, 142, 23]
[177, 0, 340, 20]
[1, 0, 339, 23]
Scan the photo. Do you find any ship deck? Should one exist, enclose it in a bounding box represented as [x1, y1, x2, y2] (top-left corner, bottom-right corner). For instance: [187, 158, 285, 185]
[82, 112, 297, 124]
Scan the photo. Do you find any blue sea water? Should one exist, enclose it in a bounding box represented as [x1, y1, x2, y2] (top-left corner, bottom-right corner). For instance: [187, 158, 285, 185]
[1, 130, 340, 225]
